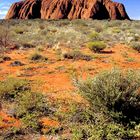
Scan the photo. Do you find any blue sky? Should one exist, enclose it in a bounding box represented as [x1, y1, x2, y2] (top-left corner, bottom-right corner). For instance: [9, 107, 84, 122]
[0, 0, 140, 19]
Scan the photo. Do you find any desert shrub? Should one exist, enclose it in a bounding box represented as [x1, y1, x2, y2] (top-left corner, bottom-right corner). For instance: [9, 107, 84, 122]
[36, 45, 44, 52]
[29, 52, 48, 62]
[87, 41, 106, 53]
[107, 20, 122, 27]
[94, 25, 103, 33]
[112, 27, 121, 33]
[0, 26, 11, 52]
[88, 31, 100, 41]
[62, 50, 92, 61]
[0, 127, 24, 140]
[14, 28, 24, 34]
[0, 77, 50, 135]
[0, 78, 29, 101]
[15, 91, 49, 132]
[15, 91, 47, 117]
[130, 42, 140, 52]
[0, 55, 11, 63]
[39, 24, 45, 30]
[73, 69, 140, 139]
[21, 43, 35, 48]
[10, 60, 24, 66]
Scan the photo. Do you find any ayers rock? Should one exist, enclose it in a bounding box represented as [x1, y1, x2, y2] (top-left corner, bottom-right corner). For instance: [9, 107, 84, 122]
[5, 0, 130, 20]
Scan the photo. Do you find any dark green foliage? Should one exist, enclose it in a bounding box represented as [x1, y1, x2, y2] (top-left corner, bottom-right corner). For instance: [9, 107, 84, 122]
[73, 69, 140, 139]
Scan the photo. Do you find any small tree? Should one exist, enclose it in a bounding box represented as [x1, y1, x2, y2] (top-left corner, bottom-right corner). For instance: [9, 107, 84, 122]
[0, 26, 11, 54]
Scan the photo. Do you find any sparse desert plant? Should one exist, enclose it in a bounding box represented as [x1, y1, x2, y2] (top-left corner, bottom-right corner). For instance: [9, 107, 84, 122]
[0, 78, 29, 101]
[62, 50, 92, 61]
[0, 55, 11, 63]
[15, 91, 49, 132]
[88, 31, 100, 41]
[94, 24, 103, 33]
[130, 42, 140, 52]
[0, 77, 50, 135]
[29, 52, 48, 62]
[21, 43, 35, 49]
[39, 24, 45, 30]
[112, 27, 121, 33]
[87, 41, 106, 53]
[36, 45, 44, 52]
[73, 69, 140, 139]
[0, 26, 11, 52]
[14, 27, 24, 34]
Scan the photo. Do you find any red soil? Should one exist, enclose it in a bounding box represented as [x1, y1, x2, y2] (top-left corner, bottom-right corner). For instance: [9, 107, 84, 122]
[0, 44, 140, 138]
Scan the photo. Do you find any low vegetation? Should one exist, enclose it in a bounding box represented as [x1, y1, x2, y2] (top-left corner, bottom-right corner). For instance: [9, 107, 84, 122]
[87, 41, 106, 53]
[130, 42, 140, 52]
[0, 26, 11, 53]
[15, 91, 49, 132]
[73, 69, 140, 139]
[62, 50, 92, 61]
[0, 20, 140, 139]
[0, 78, 50, 139]
[0, 78, 29, 101]
[29, 52, 48, 62]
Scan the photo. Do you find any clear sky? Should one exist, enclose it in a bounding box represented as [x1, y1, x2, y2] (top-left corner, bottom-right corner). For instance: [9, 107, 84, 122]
[0, 0, 140, 19]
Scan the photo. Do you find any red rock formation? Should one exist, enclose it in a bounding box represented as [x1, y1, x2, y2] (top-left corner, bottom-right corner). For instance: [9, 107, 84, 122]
[5, 0, 130, 20]
[5, 1, 24, 19]
[18, 0, 41, 19]
[104, 0, 129, 20]
[5, 0, 41, 19]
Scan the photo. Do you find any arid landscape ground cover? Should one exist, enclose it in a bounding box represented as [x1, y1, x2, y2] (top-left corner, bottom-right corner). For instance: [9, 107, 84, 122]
[0, 19, 140, 139]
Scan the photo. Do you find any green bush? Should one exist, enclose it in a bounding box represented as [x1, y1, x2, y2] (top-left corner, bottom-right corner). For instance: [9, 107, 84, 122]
[73, 69, 140, 139]
[15, 91, 48, 131]
[14, 28, 24, 34]
[15, 91, 47, 117]
[87, 41, 106, 53]
[131, 42, 140, 53]
[88, 31, 99, 41]
[29, 52, 48, 62]
[0, 77, 50, 136]
[0, 78, 29, 101]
